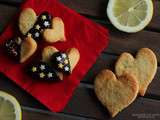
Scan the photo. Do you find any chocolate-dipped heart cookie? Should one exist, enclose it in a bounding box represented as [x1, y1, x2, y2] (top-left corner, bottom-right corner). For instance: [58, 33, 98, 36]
[19, 8, 66, 43]
[26, 11, 52, 41]
[115, 48, 157, 96]
[42, 46, 80, 74]
[94, 69, 138, 117]
[5, 37, 37, 63]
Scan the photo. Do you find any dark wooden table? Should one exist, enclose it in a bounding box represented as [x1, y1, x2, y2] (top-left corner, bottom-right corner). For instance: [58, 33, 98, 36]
[0, 0, 160, 120]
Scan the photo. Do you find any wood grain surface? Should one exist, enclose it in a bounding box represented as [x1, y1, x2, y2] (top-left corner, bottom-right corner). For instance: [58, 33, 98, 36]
[0, 0, 160, 120]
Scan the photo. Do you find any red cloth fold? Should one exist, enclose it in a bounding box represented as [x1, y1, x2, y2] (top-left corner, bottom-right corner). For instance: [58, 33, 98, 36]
[0, 0, 109, 112]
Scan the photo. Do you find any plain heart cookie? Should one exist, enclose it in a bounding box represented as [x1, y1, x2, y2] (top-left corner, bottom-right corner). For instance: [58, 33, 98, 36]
[94, 69, 138, 117]
[43, 17, 66, 43]
[115, 48, 157, 96]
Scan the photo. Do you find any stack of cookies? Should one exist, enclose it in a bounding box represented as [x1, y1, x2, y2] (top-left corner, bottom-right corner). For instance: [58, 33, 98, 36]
[94, 48, 157, 117]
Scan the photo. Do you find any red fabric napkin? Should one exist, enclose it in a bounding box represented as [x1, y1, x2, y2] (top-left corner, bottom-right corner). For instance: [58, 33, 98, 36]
[0, 0, 109, 112]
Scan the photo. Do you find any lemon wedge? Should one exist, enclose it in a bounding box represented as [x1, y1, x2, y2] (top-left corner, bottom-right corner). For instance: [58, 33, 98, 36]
[107, 0, 153, 33]
[0, 91, 22, 120]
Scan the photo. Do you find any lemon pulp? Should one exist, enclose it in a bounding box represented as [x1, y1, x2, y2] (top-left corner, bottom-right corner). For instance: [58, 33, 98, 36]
[107, 0, 153, 33]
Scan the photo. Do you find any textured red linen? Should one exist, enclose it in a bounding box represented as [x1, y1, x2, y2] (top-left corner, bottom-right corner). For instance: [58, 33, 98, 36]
[0, 0, 109, 112]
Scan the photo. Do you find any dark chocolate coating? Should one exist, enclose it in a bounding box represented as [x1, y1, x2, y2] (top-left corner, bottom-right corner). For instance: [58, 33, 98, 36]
[51, 52, 71, 74]
[5, 37, 22, 60]
[28, 62, 60, 81]
[26, 28, 41, 41]
[37, 11, 52, 29]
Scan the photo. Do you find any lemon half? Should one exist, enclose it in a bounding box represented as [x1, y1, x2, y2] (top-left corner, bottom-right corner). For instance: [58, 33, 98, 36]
[107, 0, 153, 33]
[0, 91, 22, 120]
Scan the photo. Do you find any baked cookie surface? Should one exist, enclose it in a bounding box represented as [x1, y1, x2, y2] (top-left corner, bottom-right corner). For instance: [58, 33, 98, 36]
[115, 48, 157, 96]
[94, 69, 138, 117]
[19, 8, 37, 35]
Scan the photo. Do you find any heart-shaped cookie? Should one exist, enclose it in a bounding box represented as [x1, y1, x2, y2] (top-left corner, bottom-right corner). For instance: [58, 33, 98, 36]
[42, 46, 80, 73]
[43, 17, 66, 43]
[19, 8, 65, 44]
[26, 11, 52, 42]
[5, 37, 37, 63]
[115, 48, 157, 96]
[20, 37, 37, 63]
[19, 8, 37, 35]
[94, 69, 138, 117]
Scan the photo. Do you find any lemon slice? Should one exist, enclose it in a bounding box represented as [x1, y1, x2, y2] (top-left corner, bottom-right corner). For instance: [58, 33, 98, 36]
[107, 0, 153, 33]
[0, 91, 22, 120]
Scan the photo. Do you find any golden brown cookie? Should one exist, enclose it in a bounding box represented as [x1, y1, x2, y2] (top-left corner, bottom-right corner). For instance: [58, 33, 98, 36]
[19, 8, 37, 35]
[20, 37, 37, 63]
[43, 17, 66, 43]
[42, 46, 58, 64]
[115, 48, 157, 96]
[67, 48, 80, 72]
[94, 69, 138, 117]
